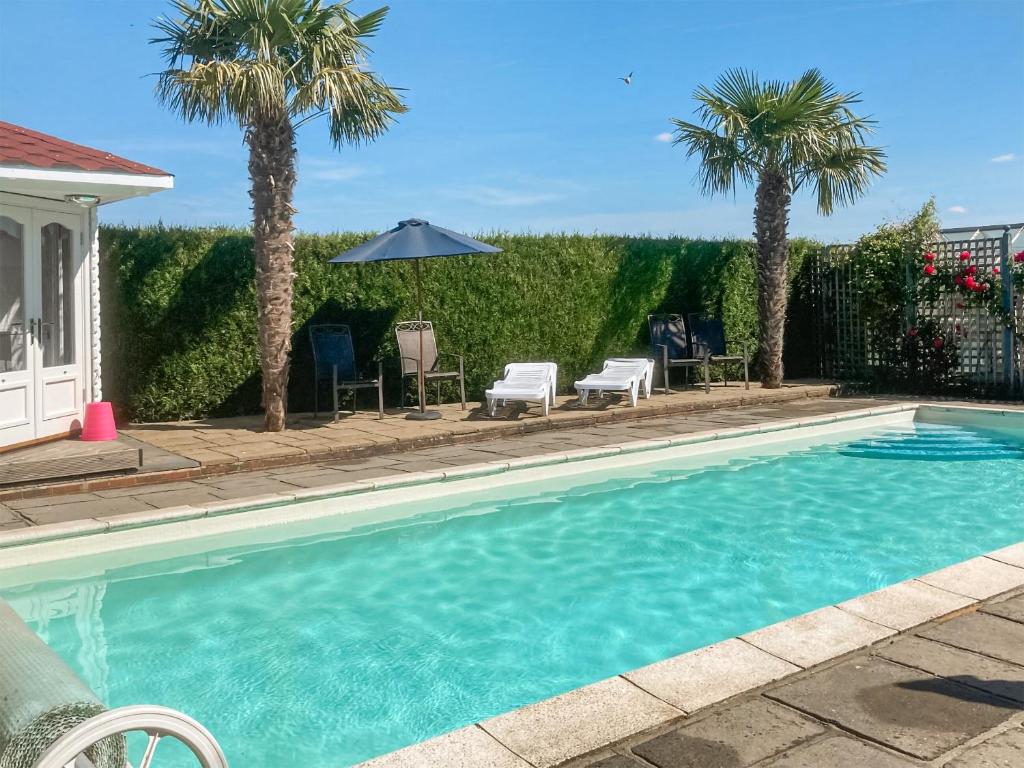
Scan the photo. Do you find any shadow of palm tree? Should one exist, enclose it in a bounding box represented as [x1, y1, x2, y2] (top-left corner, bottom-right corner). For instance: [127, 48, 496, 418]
[897, 675, 1024, 708]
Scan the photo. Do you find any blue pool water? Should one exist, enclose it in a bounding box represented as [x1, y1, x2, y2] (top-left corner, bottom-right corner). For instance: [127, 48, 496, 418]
[5, 419, 1024, 766]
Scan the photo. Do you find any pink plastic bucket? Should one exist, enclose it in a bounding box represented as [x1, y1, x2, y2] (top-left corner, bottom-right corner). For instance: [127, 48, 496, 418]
[80, 401, 118, 441]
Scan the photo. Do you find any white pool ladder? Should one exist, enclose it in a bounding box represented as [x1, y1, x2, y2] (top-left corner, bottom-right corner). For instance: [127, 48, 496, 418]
[31, 705, 228, 768]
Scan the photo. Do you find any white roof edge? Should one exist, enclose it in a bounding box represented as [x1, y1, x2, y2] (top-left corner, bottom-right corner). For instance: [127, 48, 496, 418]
[0, 165, 174, 190]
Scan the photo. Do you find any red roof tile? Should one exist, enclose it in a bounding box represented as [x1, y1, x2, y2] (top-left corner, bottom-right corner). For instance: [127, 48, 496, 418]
[0, 121, 171, 177]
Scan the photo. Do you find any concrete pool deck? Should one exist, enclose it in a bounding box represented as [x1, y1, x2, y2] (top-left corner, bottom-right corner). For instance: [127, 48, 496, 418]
[0, 381, 839, 502]
[0, 393, 888, 528]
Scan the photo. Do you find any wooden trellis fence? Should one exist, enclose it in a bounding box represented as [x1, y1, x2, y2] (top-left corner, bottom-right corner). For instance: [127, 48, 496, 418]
[809, 223, 1024, 396]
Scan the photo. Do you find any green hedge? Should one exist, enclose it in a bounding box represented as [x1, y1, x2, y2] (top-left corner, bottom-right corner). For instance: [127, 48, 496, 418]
[99, 226, 818, 421]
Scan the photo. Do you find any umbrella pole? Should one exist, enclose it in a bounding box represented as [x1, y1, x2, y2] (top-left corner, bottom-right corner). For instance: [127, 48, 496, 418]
[407, 258, 440, 420]
[416, 258, 426, 413]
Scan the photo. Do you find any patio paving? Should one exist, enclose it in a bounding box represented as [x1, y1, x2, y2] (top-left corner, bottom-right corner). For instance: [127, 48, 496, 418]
[575, 589, 1024, 768]
[0, 394, 890, 527]
[118, 380, 835, 466]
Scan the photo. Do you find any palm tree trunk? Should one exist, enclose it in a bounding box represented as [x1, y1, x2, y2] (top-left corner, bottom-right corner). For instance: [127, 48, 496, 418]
[753, 170, 791, 388]
[247, 112, 297, 432]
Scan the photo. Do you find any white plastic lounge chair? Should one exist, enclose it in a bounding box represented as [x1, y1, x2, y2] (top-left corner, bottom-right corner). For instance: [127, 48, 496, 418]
[486, 362, 557, 416]
[574, 358, 654, 407]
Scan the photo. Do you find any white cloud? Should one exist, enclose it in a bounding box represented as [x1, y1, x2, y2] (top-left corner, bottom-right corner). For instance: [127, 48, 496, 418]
[655, 132, 674, 143]
[450, 185, 562, 207]
[990, 153, 1017, 163]
[305, 164, 367, 182]
[947, 205, 967, 214]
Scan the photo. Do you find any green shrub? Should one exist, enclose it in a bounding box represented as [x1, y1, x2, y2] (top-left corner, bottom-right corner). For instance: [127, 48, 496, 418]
[100, 226, 816, 421]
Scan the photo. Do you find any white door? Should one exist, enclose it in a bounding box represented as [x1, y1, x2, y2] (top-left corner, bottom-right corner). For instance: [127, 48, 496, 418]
[0, 205, 86, 446]
[33, 210, 85, 438]
[0, 206, 34, 445]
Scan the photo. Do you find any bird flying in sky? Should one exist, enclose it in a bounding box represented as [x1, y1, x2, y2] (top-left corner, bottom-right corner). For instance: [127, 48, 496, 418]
[619, 72, 633, 85]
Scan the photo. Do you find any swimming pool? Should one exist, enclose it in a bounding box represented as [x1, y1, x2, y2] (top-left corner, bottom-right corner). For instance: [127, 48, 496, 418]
[3, 406, 1024, 766]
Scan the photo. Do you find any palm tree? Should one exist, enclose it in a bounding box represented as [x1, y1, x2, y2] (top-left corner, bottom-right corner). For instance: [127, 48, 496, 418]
[152, 0, 405, 430]
[672, 69, 886, 387]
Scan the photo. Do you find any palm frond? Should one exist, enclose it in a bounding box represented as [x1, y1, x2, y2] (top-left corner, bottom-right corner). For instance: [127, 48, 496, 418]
[151, 0, 405, 142]
[670, 67, 886, 212]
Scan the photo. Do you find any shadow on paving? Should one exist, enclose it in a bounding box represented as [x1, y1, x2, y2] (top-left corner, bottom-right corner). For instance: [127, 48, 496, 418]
[896, 676, 1024, 710]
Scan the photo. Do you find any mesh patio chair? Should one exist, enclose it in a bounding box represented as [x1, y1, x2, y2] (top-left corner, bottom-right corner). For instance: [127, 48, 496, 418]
[687, 313, 750, 391]
[395, 320, 466, 410]
[309, 324, 384, 421]
[648, 313, 705, 394]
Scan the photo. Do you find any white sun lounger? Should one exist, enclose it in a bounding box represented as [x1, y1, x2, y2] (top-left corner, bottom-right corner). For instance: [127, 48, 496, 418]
[574, 358, 654, 407]
[486, 362, 558, 416]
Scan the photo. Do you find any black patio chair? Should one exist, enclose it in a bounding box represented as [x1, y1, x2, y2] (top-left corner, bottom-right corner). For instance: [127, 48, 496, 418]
[309, 324, 384, 421]
[648, 313, 705, 394]
[395, 320, 466, 409]
[687, 313, 749, 391]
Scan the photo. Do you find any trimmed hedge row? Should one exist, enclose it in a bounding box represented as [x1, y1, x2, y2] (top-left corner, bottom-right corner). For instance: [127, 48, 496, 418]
[99, 226, 818, 421]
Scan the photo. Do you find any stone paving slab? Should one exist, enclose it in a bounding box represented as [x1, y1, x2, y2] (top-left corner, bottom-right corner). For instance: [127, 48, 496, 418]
[760, 736, 916, 767]
[918, 612, 1024, 667]
[6, 492, 99, 509]
[357, 725, 531, 768]
[837, 580, 975, 631]
[587, 756, 641, 768]
[480, 677, 683, 768]
[876, 635, 1024, 704]
[980, 594, 1024, 625]
[987, 543, 1024, 569]
[0, 505, 20, 525]
[630, 698, 825, 768]
[18, 496, 156, 525]
[765, 656, 1016, 760]
[740, 606, 895, 668]
[624, 638, 799, 713]
[942, 726, 1024, 767]
[918, 558, 1024, 600]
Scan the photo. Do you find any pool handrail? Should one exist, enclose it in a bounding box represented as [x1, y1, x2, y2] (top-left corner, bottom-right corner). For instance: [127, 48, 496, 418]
[31, 705, 228, 768]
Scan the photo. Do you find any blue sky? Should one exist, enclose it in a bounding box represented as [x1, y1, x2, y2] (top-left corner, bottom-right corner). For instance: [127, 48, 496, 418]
[1, 0, 1022, 241]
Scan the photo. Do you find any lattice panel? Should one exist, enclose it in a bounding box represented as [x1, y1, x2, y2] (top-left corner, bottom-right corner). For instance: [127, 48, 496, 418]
[812, 245, 869, 379]
[919, 237, 1007, 387]
[810, 233, 1021, 395]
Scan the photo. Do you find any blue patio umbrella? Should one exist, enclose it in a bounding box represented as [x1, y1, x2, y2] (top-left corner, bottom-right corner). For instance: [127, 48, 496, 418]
[330, 219, 502, 420]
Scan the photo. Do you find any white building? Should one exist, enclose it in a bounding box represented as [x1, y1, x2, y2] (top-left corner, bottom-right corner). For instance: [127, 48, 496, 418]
[0, 121, 173, 449]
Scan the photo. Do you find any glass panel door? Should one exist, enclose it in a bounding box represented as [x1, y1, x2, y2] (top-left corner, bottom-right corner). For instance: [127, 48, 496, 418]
[33, 211, 84, 436]
[0, 215, 26, 373]
[0, 207, 37, 446]
[40, 222, 76, 367]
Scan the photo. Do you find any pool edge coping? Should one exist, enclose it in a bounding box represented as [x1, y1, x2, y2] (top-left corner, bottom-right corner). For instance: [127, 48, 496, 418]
[0, 402, 920, 553]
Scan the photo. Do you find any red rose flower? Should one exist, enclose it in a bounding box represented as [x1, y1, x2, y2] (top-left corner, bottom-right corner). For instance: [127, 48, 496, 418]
[960, 251, 971, 261]
[956, 302, 966, 309]
[955, 276, 964, 286]
[967, 265, 977, 275]
[933, 338, 944, 350]
[923, 264, 936, 276]
[993, 266, 1001, 274]
[923, 252, 936, 262]
[965, 276, 977, 290]
[1016, 251, 1024, 264]
[908, 327, 919, 337]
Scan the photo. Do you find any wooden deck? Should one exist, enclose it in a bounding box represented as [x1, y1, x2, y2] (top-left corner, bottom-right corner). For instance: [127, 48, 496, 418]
[0, 439, 141, 486]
